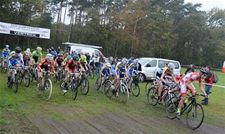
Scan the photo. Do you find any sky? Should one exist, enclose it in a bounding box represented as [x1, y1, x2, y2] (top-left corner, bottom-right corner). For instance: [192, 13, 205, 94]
[185, 0, 225, 11]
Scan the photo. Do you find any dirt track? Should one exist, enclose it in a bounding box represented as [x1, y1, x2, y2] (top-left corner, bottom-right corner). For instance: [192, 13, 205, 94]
[27, 112, 225, 134]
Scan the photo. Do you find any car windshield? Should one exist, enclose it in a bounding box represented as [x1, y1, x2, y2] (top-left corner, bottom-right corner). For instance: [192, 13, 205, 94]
[138, 58, 149, 65]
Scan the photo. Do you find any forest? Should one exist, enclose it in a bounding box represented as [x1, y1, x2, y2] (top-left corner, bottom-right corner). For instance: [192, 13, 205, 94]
[0, 0, 225, 67]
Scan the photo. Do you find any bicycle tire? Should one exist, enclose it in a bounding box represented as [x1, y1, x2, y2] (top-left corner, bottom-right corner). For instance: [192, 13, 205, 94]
[95, 77, 102, 91]
[104, 80, 114, 98]
[23, 71, 30, 87]
[119, 83, 129, 103]
[186, 103, 204, 130]
[131, 82, 140, 97]
[147, 87, 158, 106]
[80, 77, 89, 95]
[44, 79, 53, 100]
[12, 75, 19, 93]
[71, 82, 78, 100]
[165, 98, 177, 120]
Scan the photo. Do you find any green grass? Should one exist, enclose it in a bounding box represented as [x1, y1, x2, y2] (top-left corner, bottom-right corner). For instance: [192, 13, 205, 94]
[0, 69, 225, 130]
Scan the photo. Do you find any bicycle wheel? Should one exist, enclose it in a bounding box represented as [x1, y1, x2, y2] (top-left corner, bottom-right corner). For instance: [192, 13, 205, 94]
[131, 82, 140, 97]
[95, 77, 101, 91]
[23, 71, 30, 87]
[147, 87, 158, 106]
[80, 78, 89, 95]
[43, 79, 53, 100]
[71, 82, 78, 100]
[186, 103, 204, 130]
[104, 80, 114, 98]
[11, 76, 19, 93]
[165, 96, 178, 120]
[119, 84, 129, 103]
[145, 82, 152, 94]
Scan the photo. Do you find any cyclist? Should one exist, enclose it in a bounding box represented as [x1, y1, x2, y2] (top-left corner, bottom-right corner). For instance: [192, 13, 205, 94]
[99, 63, 112, 84]
[55, 53, 65, 68]
[176, 67, 209, 116]
[23, 48, 32, 66]
[7, 47, 24, 84]
[37, 54, 55, 82]
[62, 52, 84, 93]
[79, 52, 88, 71]
[32, 47, 42, 63]
[157, 63, 176, 102]
[1, 45, 10, 68]
[114, 58, 128, 96]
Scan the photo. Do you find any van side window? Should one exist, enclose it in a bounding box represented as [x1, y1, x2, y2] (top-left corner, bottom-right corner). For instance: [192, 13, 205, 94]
[146, 60, 157, 67]
[158, 60, 169, 68]
[171, 62, 179, 69]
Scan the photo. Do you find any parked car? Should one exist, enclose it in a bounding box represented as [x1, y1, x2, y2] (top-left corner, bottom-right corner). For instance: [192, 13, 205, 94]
[138, 57, 181, 81]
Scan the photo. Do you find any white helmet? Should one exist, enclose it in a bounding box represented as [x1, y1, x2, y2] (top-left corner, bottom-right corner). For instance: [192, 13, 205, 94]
[122, 58, 127, 65]
[5, 45, 9, 48]
[36, 46, 42, 51]
[168, 63, 175, 72]
[46, 54, 54, 61]
[105, 63, 111, 68]
[26, 48, 31, 52]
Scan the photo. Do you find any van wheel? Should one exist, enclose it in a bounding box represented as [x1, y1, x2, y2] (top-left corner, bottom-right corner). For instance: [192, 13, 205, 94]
[139, 74, 146, 82]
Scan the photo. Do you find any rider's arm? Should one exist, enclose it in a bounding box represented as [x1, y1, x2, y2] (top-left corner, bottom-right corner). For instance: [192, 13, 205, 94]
[199, 80, 207, 96]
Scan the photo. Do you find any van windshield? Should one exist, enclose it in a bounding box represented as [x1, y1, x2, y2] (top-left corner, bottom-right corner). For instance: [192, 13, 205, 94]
[139, 58, 149, 66]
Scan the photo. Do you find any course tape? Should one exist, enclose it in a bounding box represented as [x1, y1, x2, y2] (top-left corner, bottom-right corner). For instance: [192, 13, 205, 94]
[203, 83, 225, 89]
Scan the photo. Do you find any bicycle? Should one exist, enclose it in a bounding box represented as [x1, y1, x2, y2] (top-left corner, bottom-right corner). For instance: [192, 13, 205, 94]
[54, 66, 66, 82]
[19, 66, 31, 87]
[166, 93, 205, 130]
[61, 71, 89, 100]
[0, 58, 8, 73]
[127, 75, 140, 97]
[95, 75, 112, 93]
[147, 79, 178, 106]
[36, 70, 53, 100]
[7, 67, 19, 93]
[105, 77, 129, 103]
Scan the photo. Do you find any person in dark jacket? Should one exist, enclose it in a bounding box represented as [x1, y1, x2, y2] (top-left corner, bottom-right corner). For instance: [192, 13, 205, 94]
[185, 64, 195, 74]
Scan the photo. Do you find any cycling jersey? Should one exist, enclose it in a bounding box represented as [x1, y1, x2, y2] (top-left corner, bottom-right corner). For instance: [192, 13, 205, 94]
[8, 54, 24, 68]
[80, 54, 87, 64]
[116, 62, 127, 78]
[67, 59, 81, 71]
[32, 50, 42, 63]
[38, 59, 54, 72]
[55, 56, 64, 67]
[1, 48, 10, 59]
[180, 72, 201, 96]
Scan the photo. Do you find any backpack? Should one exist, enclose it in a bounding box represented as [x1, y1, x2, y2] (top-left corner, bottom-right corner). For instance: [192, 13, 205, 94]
[212, 72, 219, 83]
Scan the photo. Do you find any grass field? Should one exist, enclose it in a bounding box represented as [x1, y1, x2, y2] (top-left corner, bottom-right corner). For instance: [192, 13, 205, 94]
[0, 69, 225, 133]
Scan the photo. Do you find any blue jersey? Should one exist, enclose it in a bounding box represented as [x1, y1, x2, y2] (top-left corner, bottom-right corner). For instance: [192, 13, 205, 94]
[8, 55, 24, 68]
[102, 68, 110, 77]
[1, 49, 10, 59]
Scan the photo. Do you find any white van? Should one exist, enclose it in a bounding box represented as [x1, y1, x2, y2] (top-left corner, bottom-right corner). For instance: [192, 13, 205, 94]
[138, 57, 181, 81]
[62, 42, 103, 56]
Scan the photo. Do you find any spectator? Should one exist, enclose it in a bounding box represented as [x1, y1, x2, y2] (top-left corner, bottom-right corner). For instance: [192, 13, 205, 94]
[202, 67, 214, 105]
[185, 64, 195, 74]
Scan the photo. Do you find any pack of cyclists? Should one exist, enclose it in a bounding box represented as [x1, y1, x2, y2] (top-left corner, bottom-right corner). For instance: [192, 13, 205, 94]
[1, 45, 215, 117]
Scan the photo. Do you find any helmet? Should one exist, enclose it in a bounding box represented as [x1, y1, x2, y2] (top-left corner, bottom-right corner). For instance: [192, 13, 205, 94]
[121, 58, 127, 65]
[26, 48, 31, 52]
[10, 51, 15, 57]
[15, 46, 22, 53]
[36, 47, 42, 51]
[5, 45, 9, 48]
[46, 54, 54, 61]
[200, 67, 210, 76]
[168, 63, 175, 72]
[129, 63, 134, 68]
[72, 53, 79, 61]
[105, 63, 111, 68]
[133, 59, 138, 65]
